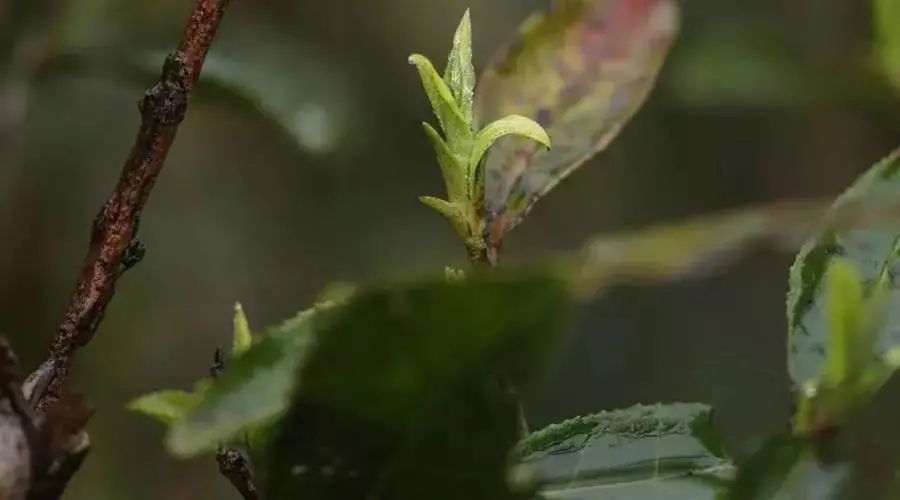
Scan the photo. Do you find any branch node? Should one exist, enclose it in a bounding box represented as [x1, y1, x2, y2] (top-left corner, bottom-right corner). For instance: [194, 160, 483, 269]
[121, 241, 146, 271]
[139, 52, 190, 126]
[216, 447, 260, 500]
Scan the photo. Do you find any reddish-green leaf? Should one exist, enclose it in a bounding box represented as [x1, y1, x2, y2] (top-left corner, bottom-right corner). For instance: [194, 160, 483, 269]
[475, 0, 679, 251]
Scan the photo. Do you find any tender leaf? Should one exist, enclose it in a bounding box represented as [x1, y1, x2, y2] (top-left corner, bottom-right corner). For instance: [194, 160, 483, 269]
[476, 0, 680, 249]
[794, 262, 893, 435]
[444, 9, 476, 124]
[127, 390, 201, 426]
[418, 196, 467, 238]
[423, 121, 466, 202]
[167, 306, 327, 456]
[232, 302, 253, 356]
[265, 275, 571, 500]
[787, 148, 900, 387]
[408, 54, 471, 143]
[823, 261, 867, 386]
[727, 435, 848, 500]
[470, 115, 551, 181]
[514, 403, 732, 499]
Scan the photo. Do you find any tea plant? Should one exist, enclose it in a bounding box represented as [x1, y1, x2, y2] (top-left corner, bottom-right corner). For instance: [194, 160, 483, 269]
[116, 1, 900, 499]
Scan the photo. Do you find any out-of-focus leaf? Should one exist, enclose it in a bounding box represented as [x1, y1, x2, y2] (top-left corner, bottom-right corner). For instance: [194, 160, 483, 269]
[875, 0, 900, 90]
[787, 149, 900, 388]
[408, 53, 471, 143]
[568, 202, 824, 298]
[727, 435, 848, 500]
[167, 306, 328, 456]
[513, 403, 732, 499]
[667, 26, 812, 107]
[265, 276, 570, 500]
[131, 19, 361, 157]
[475, 0, 679, 250]
[470, 115, 550, 180]
[444, 9, 475, 125]
[567, 190, 900, 298]
[127, 390, 201, 426]
[232, 302, 253, 356]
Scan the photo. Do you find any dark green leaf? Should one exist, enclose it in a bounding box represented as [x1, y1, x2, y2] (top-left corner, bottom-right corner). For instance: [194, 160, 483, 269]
[265, 275, 571, 500]
[475, 0, 679, 250]
[787, 149, 900, 388]
[727, 435, 847, 500]
[514, 403, 732, 499]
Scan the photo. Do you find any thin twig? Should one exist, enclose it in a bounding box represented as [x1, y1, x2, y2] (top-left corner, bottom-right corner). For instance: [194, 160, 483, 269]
[209, 348, 261, 499]
[216, 447, 261, 500]
[30, 0, 233, 410]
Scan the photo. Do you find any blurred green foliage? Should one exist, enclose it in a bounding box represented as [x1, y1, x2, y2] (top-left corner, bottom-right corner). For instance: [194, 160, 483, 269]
[6, 0, 900, 499]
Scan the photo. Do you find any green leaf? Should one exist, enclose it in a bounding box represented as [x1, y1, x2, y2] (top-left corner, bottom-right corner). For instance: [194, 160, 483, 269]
[408, 53, 471, 143]
[514, 403, 732, 499]
[422, 121, 466, 202]
[470, 115, 550, 181]
[727, 435, 848, 500]
[167, 305, 329, 456]
[127, 390, 201, 426]
[264, 275, 571, 500]
[787, 148, 900, 388]
[475, 0, 680, 251]
[444, 9, 475, 125]
[232, 302, 253, 356]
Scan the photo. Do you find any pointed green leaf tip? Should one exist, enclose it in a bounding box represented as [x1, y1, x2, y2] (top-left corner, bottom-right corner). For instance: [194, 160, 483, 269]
[233, 302, 253, 356]
[470, 115, 550, 177]
[444, 9, 475, 125]
[127, 390, 200, 426]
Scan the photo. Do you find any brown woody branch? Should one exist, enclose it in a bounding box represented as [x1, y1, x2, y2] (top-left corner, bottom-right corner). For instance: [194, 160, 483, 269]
[29, 0, 233, 410]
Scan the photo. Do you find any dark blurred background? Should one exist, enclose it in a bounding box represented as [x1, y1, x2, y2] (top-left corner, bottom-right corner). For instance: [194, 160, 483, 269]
[3, 0, 900, 498]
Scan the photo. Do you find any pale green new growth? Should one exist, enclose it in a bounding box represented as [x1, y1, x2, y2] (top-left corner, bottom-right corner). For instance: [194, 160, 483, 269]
[127, 390, 201, 426]
[410, 10, 550, 257]
[444, 9, 475, 125]
[233, 302, 253, 356]
[470, 115, 550, 178]
[795, 259, 893, 435]
[823, 261, 867, 385]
